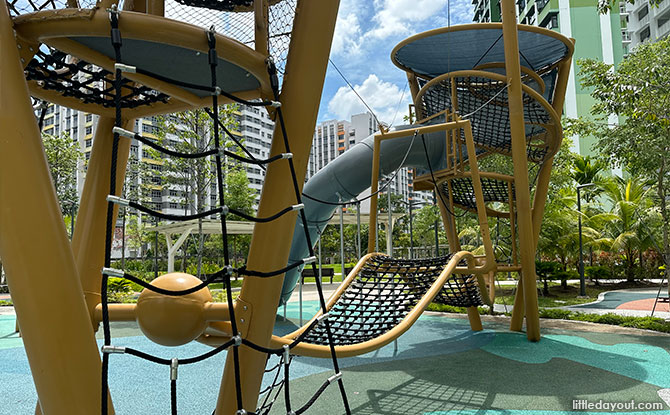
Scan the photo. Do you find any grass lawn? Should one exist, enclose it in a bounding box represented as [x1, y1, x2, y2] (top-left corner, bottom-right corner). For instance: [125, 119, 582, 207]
[494, 281, 660, 308]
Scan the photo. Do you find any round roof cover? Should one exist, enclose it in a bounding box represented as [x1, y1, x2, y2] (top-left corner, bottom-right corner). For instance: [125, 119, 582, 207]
[173, 0, 283, 12]
[393, 25, 570, 78]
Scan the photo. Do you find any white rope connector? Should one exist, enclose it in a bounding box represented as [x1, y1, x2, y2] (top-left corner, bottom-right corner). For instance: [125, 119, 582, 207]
[291, 204, 305, 211]
[270, 101, 281, 108]
[112, 126, 135, 139]
[170, 358, 179, 381]
[221, 206, 229, 215]
[102, 267, 125, 278]
[282, 344, 290, 365]
[303, 256, 317, 265]
[281, 153, 293, 159]
[212, 86, 222, 96]
[287, 411, 297, 415]
[233, 335, 242, 347]
[317, 313, 330, 325]
[101, 345, 126, 354]
[223, 265, 234, 277]
[327, 372, 342, 384]
[235, 410, 248, 415]
[106, 195, 130, 207]
[114, 63, 136, 73]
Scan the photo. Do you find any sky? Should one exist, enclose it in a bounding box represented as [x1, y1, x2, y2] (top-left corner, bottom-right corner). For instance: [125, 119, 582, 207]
[317, 0, 475, 126]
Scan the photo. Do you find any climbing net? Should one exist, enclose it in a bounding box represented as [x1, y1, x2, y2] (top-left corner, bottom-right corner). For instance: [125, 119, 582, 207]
[25, 46, 170, 109]
[164, 0, 296, 76]
[416, 75, 553, 162]
[12, 0, 295, 109]
[98, 7, 349, 415]
[444, 176, 514, 210]
[300, 255, 483, 346]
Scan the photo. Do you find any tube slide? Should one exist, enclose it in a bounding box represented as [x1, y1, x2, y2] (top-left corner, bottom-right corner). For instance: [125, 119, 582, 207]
[280, 123, 458, 305]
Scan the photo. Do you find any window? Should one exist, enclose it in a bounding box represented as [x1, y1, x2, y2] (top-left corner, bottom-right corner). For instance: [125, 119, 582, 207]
[85, 126, 92, 135]
[151, 190, 162, 198]
[640, 26, 650, 42]
[541, 13, 559, 30]
[44, 117, 54, 126]
[638, 5, 648, 20]
[142, 124, 159, 134]
[85, 113, 92, 122]
[85, 138, 92, 148]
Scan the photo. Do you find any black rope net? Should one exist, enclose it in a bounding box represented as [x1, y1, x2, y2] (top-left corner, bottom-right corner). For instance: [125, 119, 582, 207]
[164, 0, 296, 77]
[443, 177, 514, 210]
[5, 0, 96, 16]
[98, 8, 350, 415]
[416, 75, 554, 162]
[300, 255, 483, 346]
[25, 46, 171, 109]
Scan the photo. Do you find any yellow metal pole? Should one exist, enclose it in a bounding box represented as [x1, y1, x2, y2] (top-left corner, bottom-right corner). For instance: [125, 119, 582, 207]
[367, 136, 381, 253]
[72, 117, 132, 322]
[511, 55, 573, 332]
[215, 1, 340, 412]
[500, 0, 540, 341]
[0, 2, 105, 413]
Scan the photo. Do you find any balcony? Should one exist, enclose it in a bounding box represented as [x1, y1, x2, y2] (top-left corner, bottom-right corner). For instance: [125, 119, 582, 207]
[658, 18, 670, 37]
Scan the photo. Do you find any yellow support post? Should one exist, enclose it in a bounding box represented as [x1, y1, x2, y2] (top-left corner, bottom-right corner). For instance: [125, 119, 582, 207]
[511, 53, 573, 332]
[215, 1, 341, 412]
[72, 117, 133, 323]
[0, 1, 106, 413]
[500, 0, 541, 341]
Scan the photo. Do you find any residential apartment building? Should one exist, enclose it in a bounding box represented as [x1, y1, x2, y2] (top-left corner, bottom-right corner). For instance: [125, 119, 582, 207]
[625, 0, 670, 50]
[41, 103, 273, 216]
[307, 112, 431, 209]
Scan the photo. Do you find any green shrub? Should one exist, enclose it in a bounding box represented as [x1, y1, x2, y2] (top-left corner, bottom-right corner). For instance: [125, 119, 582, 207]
[538, 309, 670, 334]
[538, 308, 572, 319]
[585, 265, 612, 283]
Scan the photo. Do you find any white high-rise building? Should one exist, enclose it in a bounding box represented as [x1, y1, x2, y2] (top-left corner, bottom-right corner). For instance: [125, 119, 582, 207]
[308, 112, 431, 208]
[41, 103, 273, 214]
[624, 0, 670, 51]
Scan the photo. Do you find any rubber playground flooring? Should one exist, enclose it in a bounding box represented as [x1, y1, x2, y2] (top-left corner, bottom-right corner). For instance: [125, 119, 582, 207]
[571, 289, 669, 312]
[1, 301, 670, 414]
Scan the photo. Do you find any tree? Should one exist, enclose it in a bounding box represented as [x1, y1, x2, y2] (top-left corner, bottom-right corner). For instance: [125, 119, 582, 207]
[42, 132, 82, 235]
[567, 36, 670, 286]
[600, 176, 655, 281]
[154, 106, 238, 276]
[597, 0, 662, 14]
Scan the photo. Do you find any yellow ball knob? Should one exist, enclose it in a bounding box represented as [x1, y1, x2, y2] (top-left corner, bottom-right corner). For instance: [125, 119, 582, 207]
[136, 272, 212, 347]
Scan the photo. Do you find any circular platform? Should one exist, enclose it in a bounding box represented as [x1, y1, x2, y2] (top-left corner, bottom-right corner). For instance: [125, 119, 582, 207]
[14, 8, 272, 117]
[392, 23, 573, 80]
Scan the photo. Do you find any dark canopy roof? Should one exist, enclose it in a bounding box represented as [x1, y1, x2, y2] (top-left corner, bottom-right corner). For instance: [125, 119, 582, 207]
[392, 24, 572, 79]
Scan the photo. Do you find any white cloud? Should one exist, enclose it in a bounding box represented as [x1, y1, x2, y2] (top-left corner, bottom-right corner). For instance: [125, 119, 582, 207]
[327, 74, 411, 126]
[331, 11, 364, 57]
[367, 0, 450, 39]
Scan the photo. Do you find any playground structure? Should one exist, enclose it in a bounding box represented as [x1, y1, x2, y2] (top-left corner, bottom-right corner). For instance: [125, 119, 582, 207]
[0, 0, 572, 414]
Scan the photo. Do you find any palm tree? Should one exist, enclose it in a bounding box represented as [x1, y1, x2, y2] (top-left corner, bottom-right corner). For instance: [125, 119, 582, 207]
[600, 176, 655, 282]
[571, 155, 607, 201]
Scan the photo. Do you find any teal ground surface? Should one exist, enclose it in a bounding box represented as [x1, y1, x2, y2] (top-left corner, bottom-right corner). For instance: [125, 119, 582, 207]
[1, 301, 670, 414]
[572, 292, 658, 310]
